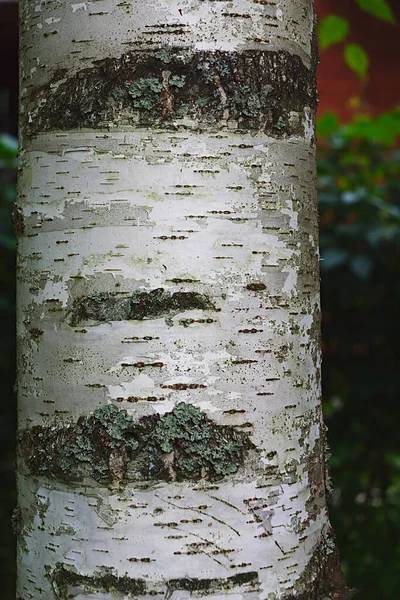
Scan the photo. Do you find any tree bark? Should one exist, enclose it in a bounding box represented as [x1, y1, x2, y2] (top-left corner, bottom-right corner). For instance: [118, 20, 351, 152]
[17, 1, 352, 598]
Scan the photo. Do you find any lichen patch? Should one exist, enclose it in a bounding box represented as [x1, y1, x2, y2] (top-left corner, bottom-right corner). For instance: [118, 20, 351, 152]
[19, 403, 255, 487]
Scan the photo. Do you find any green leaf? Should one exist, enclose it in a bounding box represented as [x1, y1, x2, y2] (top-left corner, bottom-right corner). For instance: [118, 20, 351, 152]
[319, 15, 350, 49]
[356, 0, 395, 23]
[344, 43, 369, 79]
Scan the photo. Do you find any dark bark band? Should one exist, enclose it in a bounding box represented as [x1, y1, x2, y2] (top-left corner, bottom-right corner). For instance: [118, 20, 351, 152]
[25, 48, 317, 137]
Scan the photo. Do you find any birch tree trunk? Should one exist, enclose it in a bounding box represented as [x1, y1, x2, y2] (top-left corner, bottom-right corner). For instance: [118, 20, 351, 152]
[16, 1, 352, 598]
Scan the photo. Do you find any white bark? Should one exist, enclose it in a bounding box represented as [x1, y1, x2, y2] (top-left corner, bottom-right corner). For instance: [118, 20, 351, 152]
[17, 1, 347, 599]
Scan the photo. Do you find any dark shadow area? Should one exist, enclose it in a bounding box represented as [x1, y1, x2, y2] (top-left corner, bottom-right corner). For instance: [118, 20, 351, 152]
[318, 129, 400, 597]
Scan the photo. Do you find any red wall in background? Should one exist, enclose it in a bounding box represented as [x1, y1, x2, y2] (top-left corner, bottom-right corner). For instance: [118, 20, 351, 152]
[0, 2, 18, 133]
[315, 0, 400, 121]
[0, 1, 399, 128]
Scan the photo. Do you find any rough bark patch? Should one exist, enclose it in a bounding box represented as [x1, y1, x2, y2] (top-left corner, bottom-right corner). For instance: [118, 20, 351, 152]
[167, 571, 259, 595]
[305, 434, 327, 523]
[50, 564, 146, 599]
[12, 203, 25, 237]
[69, 288, 217, 326]
[19, 403, 254, 487]
[50, 563, 259, 599]
[283, 534, 357, 600]
[26, 49, 317, 137]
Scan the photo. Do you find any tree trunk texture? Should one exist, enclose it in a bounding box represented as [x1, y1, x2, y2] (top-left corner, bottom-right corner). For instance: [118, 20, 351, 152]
[16, 1, 352, 599]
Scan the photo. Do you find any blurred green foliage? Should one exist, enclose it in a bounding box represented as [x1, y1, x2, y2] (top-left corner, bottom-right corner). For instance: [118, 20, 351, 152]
[319, 0, 396, 79]
[318, 112, 400, 598]
[318, 109, 400, 146]
[356, 0, 395, 24]
[343, 43, 369, 80]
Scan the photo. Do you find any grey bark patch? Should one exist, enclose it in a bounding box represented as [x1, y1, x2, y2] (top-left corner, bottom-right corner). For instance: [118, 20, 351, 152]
[69, 292, 131, 325]
[50, 564, 146, 599]
[69, 288, 216, 325]
[25, 49, 317, 137]
[23, 200, 152, 237]
[19, 403, 255, 487]
[129, 288, 216, 320]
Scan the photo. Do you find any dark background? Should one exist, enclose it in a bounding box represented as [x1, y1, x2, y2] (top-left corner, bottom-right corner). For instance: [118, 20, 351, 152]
[1, 1, 400, 598]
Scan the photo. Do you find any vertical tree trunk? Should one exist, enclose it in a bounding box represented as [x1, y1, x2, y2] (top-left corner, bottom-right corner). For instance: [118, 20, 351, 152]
[17, 1, 351, 598]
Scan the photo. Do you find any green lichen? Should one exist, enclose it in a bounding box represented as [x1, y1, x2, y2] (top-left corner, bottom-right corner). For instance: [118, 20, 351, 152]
[19, 403, 254, 487]
[274, 116, 286, 130]
[145, 402, 249, 480]
[197, 97, 209, 107]
[154, 49, 174, 63]
[93, 404, 134, 449]
[232, 84, 270, 118]
[196, 54, 230, 83]
[169, 74, 186, 88]
[127, 77, 163, 109]
[19, 405, 138, 484]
